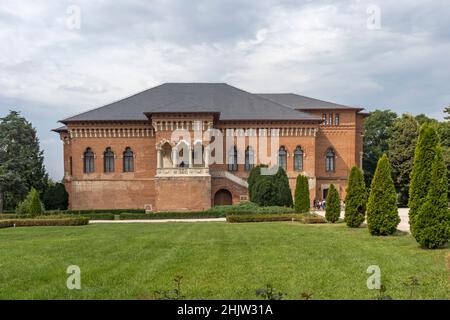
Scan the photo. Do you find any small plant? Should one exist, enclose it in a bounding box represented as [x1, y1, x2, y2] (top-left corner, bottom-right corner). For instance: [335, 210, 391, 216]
[153, 275, 185, 300]
[403, 276, 420, 299]
[299, 292, 313, 300]
[374, 284, 393, 300]
[256, 284, 286, 300]
[15, 188, 45, 217]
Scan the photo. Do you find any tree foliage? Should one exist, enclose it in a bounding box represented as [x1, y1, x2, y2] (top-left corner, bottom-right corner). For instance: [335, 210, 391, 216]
[325, 184, 340, 223]
[408, 124, 439, 235]
[294, 175, 310, 213]
[42, 182, 69, 210]
[387, 114, 419, 206]
[344, 166, 367, 228]
[414, 144, 449, 248]
[363, 110, 397, 187]
[252, 166, 293, 207]
[16, 188, 45, 216]
[0, 111, 48, 211]
[366, 154, 400, 235]
[248, 164, 268, 202]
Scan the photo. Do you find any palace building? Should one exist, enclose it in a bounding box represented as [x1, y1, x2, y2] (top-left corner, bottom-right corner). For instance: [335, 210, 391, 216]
[53, 83, 366, 211]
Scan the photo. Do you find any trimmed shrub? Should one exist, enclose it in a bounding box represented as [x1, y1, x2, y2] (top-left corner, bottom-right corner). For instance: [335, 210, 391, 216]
[42, 183, 68, 210]
[64, 209, 145, 215]
[367, 154, 400, 235]
[227, 213, 303, 223]
[226, 213, 326, 223]
[294, 175, 310, 213]
[248, 164, 268, 202]
[325, 184, 340, 223]
[208, 202, 294, 215]
[0, 221, 14, 228]
[252, 175, 278, 207]
[120, 212, 221, 220]
[1, 217, 89, 227]
[344, 166, 367, 227]
[0, 214, 17, 220]
[414, 145, 450, 248]
[252, 167, 293, 207]
[15, 188, 45, 216]
[408, 124, 439, 235]
[301, 215, 327, 224]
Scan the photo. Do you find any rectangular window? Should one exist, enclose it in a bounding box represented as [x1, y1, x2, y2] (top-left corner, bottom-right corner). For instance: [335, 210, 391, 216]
[329, 113, 333, 126]
[335, 114, 340, 126]
[69, 157, 73, 176]
[322, 113, 327, 125]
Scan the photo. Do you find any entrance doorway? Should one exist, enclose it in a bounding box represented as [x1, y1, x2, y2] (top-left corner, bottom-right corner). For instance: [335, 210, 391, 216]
[214, 189, 232, 206]
[322, 188, 329, 200]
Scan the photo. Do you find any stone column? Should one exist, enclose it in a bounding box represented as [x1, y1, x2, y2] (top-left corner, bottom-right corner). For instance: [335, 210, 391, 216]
[156, 147, 162, 169]
[204, 144, 210, 167]
[188, 144, 193, 168]
[172, 147, 177, 168]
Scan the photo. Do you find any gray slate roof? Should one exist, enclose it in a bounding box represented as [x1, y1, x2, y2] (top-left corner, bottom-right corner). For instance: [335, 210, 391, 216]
[60, 83, 321, 123]
[258, 93, 363, 111]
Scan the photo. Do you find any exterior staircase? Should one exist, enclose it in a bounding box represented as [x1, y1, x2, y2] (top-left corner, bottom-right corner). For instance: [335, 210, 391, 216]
[210, 170, 248, 188]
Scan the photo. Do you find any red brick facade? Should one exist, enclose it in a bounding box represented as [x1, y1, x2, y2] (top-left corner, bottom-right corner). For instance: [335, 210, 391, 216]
[57, 108, 364, 211]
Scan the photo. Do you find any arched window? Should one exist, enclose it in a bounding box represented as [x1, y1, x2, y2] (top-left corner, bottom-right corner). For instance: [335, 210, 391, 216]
[245, 146, 254, 171]
[278, 146, 287, 170]
[104, 147, 114, 173]
[228, 146, 238, 171]
[294, 146, 303, 171]
[84, 148, 95, 174]
[123, 147, 134, 172]
[326, 148, 336, 172]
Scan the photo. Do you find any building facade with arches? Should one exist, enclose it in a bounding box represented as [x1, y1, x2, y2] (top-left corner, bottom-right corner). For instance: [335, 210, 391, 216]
[54, 83, 366, 211]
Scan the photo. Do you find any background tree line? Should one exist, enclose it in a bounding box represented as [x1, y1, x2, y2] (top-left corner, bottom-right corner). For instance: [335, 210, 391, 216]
[363, 106, 450, 206]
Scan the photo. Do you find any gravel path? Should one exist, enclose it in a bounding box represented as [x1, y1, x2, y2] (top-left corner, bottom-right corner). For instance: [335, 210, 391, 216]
[90, 209, 411, 232]
[315, 208, 411, 233]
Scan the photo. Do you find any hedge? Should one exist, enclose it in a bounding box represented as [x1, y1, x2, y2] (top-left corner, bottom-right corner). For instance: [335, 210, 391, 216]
[64, 209, 145, 214]
[0, 214, 18, 220]
[1, 217, 89, 227]
[226, 213, 326, 223]
[0, 221, 14, 229]
[1, 213, 114, 220]
[119, 212, 222, 220]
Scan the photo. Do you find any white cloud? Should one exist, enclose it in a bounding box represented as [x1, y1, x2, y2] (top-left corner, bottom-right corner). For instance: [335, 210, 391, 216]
[0, 0, 449, 179]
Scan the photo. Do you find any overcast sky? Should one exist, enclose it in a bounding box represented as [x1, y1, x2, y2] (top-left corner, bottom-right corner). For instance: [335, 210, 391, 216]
[1, 0, 449, 180]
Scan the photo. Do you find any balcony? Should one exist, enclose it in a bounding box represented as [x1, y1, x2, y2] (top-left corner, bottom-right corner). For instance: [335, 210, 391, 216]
[156, 166, 210, 177]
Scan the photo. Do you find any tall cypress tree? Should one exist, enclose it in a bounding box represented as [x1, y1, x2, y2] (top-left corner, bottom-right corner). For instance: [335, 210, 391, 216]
[414, 144, 449, 248]
[325, 184, 340, 223]
[294, 174, 310, 213]
[344, 166, 367, 227]
[366, 154, 400, 235]
[408, 124, 439, 236]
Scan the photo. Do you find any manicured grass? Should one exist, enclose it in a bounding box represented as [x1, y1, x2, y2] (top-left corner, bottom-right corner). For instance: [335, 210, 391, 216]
[0, 222, 448, 299]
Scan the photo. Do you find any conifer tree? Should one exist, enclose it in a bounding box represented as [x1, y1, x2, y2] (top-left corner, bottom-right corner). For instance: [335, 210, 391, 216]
[367, 154, 400, 235]
[344, 166, 367, 227]
[414, 144, 449, 248]
[408, 124, 439, 236]
[325, 184, 340, 223]
[294, 175, 310, 213]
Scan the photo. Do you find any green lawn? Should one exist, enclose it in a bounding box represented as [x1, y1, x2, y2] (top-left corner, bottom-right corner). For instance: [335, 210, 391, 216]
[0, 222, 448, 299]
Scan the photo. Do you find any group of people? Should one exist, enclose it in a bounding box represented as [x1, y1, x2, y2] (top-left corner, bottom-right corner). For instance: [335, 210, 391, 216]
[313, 199, 326, 210]
[313, 199, 345, 211]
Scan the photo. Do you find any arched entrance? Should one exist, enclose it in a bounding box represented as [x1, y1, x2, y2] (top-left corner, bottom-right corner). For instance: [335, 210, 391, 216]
[214, 189, 232, 206]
